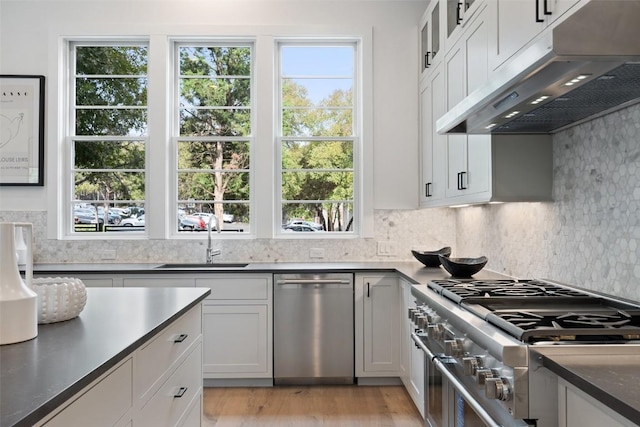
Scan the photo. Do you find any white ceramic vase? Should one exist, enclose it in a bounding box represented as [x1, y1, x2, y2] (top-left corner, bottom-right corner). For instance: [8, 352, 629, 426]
[0, 222, 37, 345]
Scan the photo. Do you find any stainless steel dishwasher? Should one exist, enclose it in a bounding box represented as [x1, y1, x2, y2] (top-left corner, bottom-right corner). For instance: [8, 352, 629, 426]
[273, 272, 354, 385]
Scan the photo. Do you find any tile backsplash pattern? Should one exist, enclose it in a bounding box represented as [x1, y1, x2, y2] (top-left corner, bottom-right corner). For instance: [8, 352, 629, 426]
[457, 104, 640, 301]
[0, 209, 456, 265]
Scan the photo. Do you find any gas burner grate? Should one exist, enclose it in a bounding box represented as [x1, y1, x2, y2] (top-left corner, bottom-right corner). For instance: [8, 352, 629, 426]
[486, 308, 640, 343]
[428, 278, 590, 303]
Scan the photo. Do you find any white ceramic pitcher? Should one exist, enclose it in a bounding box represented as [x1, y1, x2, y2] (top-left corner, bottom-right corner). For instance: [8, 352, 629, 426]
[0, 222, 37, 345]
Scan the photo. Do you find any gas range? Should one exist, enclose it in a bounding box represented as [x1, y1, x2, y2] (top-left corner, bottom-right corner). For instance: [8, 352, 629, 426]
[427, 279, 640, 344]
[410, 278, 640, 427]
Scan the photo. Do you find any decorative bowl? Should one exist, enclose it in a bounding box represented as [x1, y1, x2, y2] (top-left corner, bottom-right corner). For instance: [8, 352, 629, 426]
[438, 255, 488, 277]
[411, 247, 452, 267]
[32, 277, 87, 324]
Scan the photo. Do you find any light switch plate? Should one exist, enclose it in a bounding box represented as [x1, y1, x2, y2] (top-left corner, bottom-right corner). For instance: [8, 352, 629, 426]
[377, 241, 397, 256]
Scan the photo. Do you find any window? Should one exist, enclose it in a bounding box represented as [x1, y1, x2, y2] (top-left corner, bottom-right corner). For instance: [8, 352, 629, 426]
[174, 42, 252, 234]
[69, 42, 148, 234]
[277, 42, 357, 234]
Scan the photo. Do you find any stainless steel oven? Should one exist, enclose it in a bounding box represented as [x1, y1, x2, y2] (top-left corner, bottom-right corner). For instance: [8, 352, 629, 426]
[409, 278, 640, 427]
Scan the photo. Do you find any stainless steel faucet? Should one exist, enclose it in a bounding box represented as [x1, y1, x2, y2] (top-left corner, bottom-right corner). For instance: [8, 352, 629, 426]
[206, 215, 221, 263]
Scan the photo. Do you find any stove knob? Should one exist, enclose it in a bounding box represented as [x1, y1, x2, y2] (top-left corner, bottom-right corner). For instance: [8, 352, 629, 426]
[415, 315, 427, 330]
[476, 369, 494, 385]
[485, 377, 512, 401]
[444, 338, 464, 358]
[462, 356, 481, 376]
[428, 323, 445, 341]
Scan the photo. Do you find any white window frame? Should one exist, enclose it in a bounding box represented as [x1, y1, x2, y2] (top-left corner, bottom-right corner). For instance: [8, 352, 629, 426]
[61, 38, 150, 240]
[274, 38, 364, 238]
[169, 39, 256, 239]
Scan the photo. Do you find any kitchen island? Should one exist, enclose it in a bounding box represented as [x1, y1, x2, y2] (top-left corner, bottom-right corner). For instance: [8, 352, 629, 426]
[0, 287, 210, 427]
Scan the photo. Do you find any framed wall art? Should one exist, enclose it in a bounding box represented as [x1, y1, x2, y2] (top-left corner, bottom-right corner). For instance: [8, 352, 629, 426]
[0, 75, 45, 186]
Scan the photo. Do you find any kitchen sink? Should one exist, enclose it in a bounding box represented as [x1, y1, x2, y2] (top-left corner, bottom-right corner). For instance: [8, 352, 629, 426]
[154, 263, 249, 269]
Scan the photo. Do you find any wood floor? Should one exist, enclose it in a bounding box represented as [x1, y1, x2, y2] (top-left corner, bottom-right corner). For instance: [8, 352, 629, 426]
[202, 386, 423, 427]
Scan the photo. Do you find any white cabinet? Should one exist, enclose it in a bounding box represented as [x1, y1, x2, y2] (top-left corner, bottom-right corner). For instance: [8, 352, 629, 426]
[355, 273, 400, 377]
[123, 275, 195, 287]
[489, 0, 582, 71]
[444, 6, 492, 201]
[558, 378, 637, 427]
[420, 61, 447, 206]
[43, 358, 133, 427]
[400, 278, 425, 418]
[39, 305, 203, 427]
[420, 3, 553, 207]
[197, 274, 272, 380]
[420, 0, 443, 80]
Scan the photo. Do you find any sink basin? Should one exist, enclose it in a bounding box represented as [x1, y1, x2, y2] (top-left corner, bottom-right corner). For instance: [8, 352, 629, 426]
[154, 263, 249, 269]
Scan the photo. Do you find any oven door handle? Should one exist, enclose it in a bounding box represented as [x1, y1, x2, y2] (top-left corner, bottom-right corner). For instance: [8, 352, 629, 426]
[411, 333, 503, 427]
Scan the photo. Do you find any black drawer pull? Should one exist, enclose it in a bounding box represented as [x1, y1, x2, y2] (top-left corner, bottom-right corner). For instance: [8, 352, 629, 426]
[174, 333, 188, 343]
[174, 387, 188, 398]
[426, 182, 432, 198]
[543, 0, 552, 15]
[460, 171, 467, 190]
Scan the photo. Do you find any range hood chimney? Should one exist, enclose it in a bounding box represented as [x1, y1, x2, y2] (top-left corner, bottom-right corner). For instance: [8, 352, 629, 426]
[437, 0, 640, 135]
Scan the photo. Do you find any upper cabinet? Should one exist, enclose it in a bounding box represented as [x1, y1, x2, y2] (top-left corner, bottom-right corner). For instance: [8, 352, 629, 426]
[418, 0, 558, 207]
[488, 0, 582, 71]
[420, 0, 443, 80]
[445, 0, 484, 47]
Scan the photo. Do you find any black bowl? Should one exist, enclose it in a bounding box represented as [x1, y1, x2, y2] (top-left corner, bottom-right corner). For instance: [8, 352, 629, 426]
[411, 247, 452, 267]
[439, 255, 488, 277]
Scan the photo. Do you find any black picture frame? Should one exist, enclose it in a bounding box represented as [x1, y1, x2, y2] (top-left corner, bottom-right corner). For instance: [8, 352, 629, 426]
[0, 75, 45, 186]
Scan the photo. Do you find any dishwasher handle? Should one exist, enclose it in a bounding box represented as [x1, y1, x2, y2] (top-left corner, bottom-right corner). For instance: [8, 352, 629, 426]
[276, 279, 352, 285]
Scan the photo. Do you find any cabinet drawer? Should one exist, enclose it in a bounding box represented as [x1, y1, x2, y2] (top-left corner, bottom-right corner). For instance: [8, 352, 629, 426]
[44, 358, 132, 427]
[137, 306, 202, 403]
[138, 342, 203, 427]
[196, 276, 269, 300]
[123, 277, 195, 287]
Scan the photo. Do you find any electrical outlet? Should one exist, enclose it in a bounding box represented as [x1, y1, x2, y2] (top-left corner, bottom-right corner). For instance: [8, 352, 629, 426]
[310, 248, 325, 259]
[377, 241, 397, 256]
[101, 250, 117, 260]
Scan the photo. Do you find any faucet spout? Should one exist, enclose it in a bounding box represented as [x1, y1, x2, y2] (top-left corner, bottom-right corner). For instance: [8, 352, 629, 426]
[206, 215, 221, 264]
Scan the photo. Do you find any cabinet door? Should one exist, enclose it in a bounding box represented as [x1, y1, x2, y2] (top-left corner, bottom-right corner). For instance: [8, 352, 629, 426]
[420, 0, 442, 80]
[420, 63, 447, 206]
[361, 275, 400, 374]
[202, 304, 270, 377]
[559, 379, 635, 427]
[492, 0, 547, 69]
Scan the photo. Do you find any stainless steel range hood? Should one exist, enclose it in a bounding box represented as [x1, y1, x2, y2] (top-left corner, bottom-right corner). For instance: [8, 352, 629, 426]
[437, 0, 640, 135]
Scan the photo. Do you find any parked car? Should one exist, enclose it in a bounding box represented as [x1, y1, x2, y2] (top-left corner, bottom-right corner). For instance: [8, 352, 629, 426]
[283, 224, 318, 232]
[73, 209, 98, 225]
[286, 219, 323, 230]
[121, 215, 145, 227]
[97, 207, 121, 224]
[178, 215, 206, 231]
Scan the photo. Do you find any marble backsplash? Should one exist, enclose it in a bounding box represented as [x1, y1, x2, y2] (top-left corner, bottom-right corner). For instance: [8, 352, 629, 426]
[456, 103, 640, 302]
[0, 208, 456, 265]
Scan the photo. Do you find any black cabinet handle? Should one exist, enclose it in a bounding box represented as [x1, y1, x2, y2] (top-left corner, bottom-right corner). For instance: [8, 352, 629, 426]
[174, 333, 188, 343]
[367, 282, 370, 298]
[174, 387, 188, 398]
[425, 182, 432, 198]
[535, 0, 544, 22]
[544, 0, 552, 15]
[425, 52, 431, 68]
[456, 2, 463, 25]
[457, 172, 461, 190]
[460, 171, 467, 190]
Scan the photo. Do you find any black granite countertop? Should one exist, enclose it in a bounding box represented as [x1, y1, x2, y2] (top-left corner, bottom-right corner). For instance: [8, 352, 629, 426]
[0, 287, 210, 427]
[532, 348, 640, 425]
